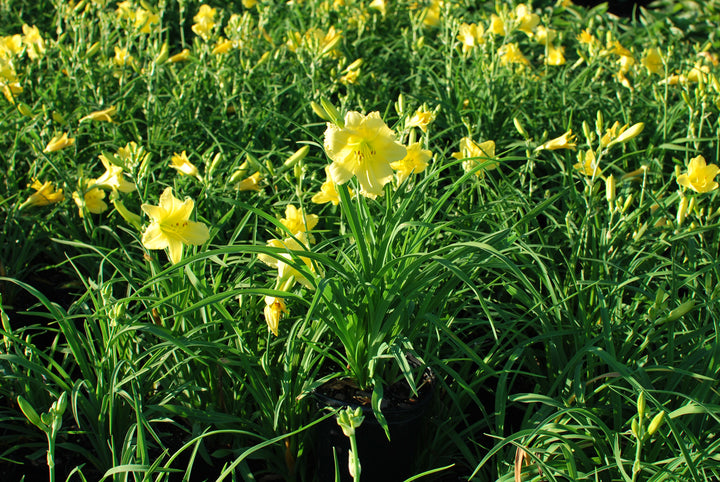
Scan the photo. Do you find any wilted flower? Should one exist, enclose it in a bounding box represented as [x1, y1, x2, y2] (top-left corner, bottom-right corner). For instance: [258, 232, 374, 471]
[170, 151, 201, 178]
[141, 187, 210, 264]
[73, 179, 108, 217]
[676, 155, 720, 193]
[323, 111, 407, 197]
[44, 132, 75, 152]
[80, 105, 117, 122]
[312, 166, 343, 205]
[390, 142, 431, 184]
[19, 179, 64, 209]
[452, 138, 497, 177]
[536, 130, 576, 151]
[264, 296, 288, 336]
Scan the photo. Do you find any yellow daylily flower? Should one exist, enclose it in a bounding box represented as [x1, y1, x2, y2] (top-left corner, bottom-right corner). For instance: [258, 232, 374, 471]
[390, 142, 432, 184]
[114, 46, 134, 67]
[676, 155, 720, 193]
[499, 43, 530, 66]
[22, 25, 45, 60]
[573, 150, 600, 177]
[73, 179, 108, 218]
[192, 4, 217, 41]
[515, 4, 540, 36]
[19, 179, 64, 209]
[80, 105, 117, 122]
[546, 44, 566, 66]
[369, 0, 386, 16]
[134, 8, 160, 34]
[95, 154, 136, 193]
[258, 232, 318, 290]
[642, 48, 663, 75]
[170, 151, 201, 179]
[323, 111, 407, 197]
[536, 130, 576, 151]
[312, 166, 343, 205]
[457, 23, 485, 55]
[44, 132, 75, 152]
[280, 205, 319, 236]
[236, 172, 263, 191]
[488, 14, 505, 36]
[406, 106, 436, 133]
[452, 138, 497, 177]
[140, 187, 210, 264]
[212, 38, 234, 55]
[263, 296, 288, 336]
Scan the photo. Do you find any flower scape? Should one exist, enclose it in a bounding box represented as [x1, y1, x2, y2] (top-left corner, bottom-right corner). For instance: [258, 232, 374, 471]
[1, 1, 720, 481]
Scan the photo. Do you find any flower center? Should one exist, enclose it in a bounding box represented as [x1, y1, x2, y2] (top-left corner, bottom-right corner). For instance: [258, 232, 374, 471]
[353, 139, 376, 163]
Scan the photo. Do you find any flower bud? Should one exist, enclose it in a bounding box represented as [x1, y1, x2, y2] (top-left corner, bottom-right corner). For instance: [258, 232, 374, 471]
[677, 195, 689, 226]
[284, 145, 310, 168]
[513, 117, 528, 138]
[606, 174, 616, 204]
[155, 42, 169, 64]
[647, 411, 665, 436]
[17, 102, 33, 117]
[608, 122, 644, 147]
[86, 41, 101, 58]
[637, 391, 646, 421]
[310, 101, 331, 121]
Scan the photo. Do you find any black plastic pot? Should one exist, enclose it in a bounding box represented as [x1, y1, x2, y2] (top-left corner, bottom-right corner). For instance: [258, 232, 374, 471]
[312, 379, 434, 482]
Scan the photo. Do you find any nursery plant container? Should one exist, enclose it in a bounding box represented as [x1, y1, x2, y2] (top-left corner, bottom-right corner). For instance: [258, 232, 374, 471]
[312, 372, 434, 482]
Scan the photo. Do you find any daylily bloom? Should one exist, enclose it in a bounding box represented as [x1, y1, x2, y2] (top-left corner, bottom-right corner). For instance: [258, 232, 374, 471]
[80, 105, 117, 122]
[535, 26, 557, 45]
[488, 14, 505, 36]
[19, 179, 64, 209]
[457, 23, 485, 55]
[536, 130, 576, 151]
[369, 0, 386, 16]
[280, 205, 318, 236]
[140, 187, 210, 264]
[422, 0, 441, 27]
[642, 48, 663, 75]
[134, 8, 160, 34]
[21, 25, 45, 60]
[515, 4, 540, 36]
[192, 5, 217, 40]
[44, 132, 75, 152]
[73, 179, 108, 217]
[243, 0, 258, 8]
[452, 138, 497, 177]
[390, 142, 432, 184]
[546, 44, 566, 66]
[573, 150, 600, 177]
[323, 111, 407, 197]
[264, 296, 288, 336]
[95, 154, 136, 193]
[170, 151, 201, 179]
[236, 172, 263, 191]
[499, 43, 529, 66]
[676, 155, 720, 193]
[406, 106, 436, 133]
[258, 232, 318, 290]
[312, 166, 343, 205]
[113, 46, 134, 67]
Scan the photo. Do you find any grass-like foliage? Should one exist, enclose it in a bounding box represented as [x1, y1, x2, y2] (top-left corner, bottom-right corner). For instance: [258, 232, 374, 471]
[1, 0, 720, 480]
